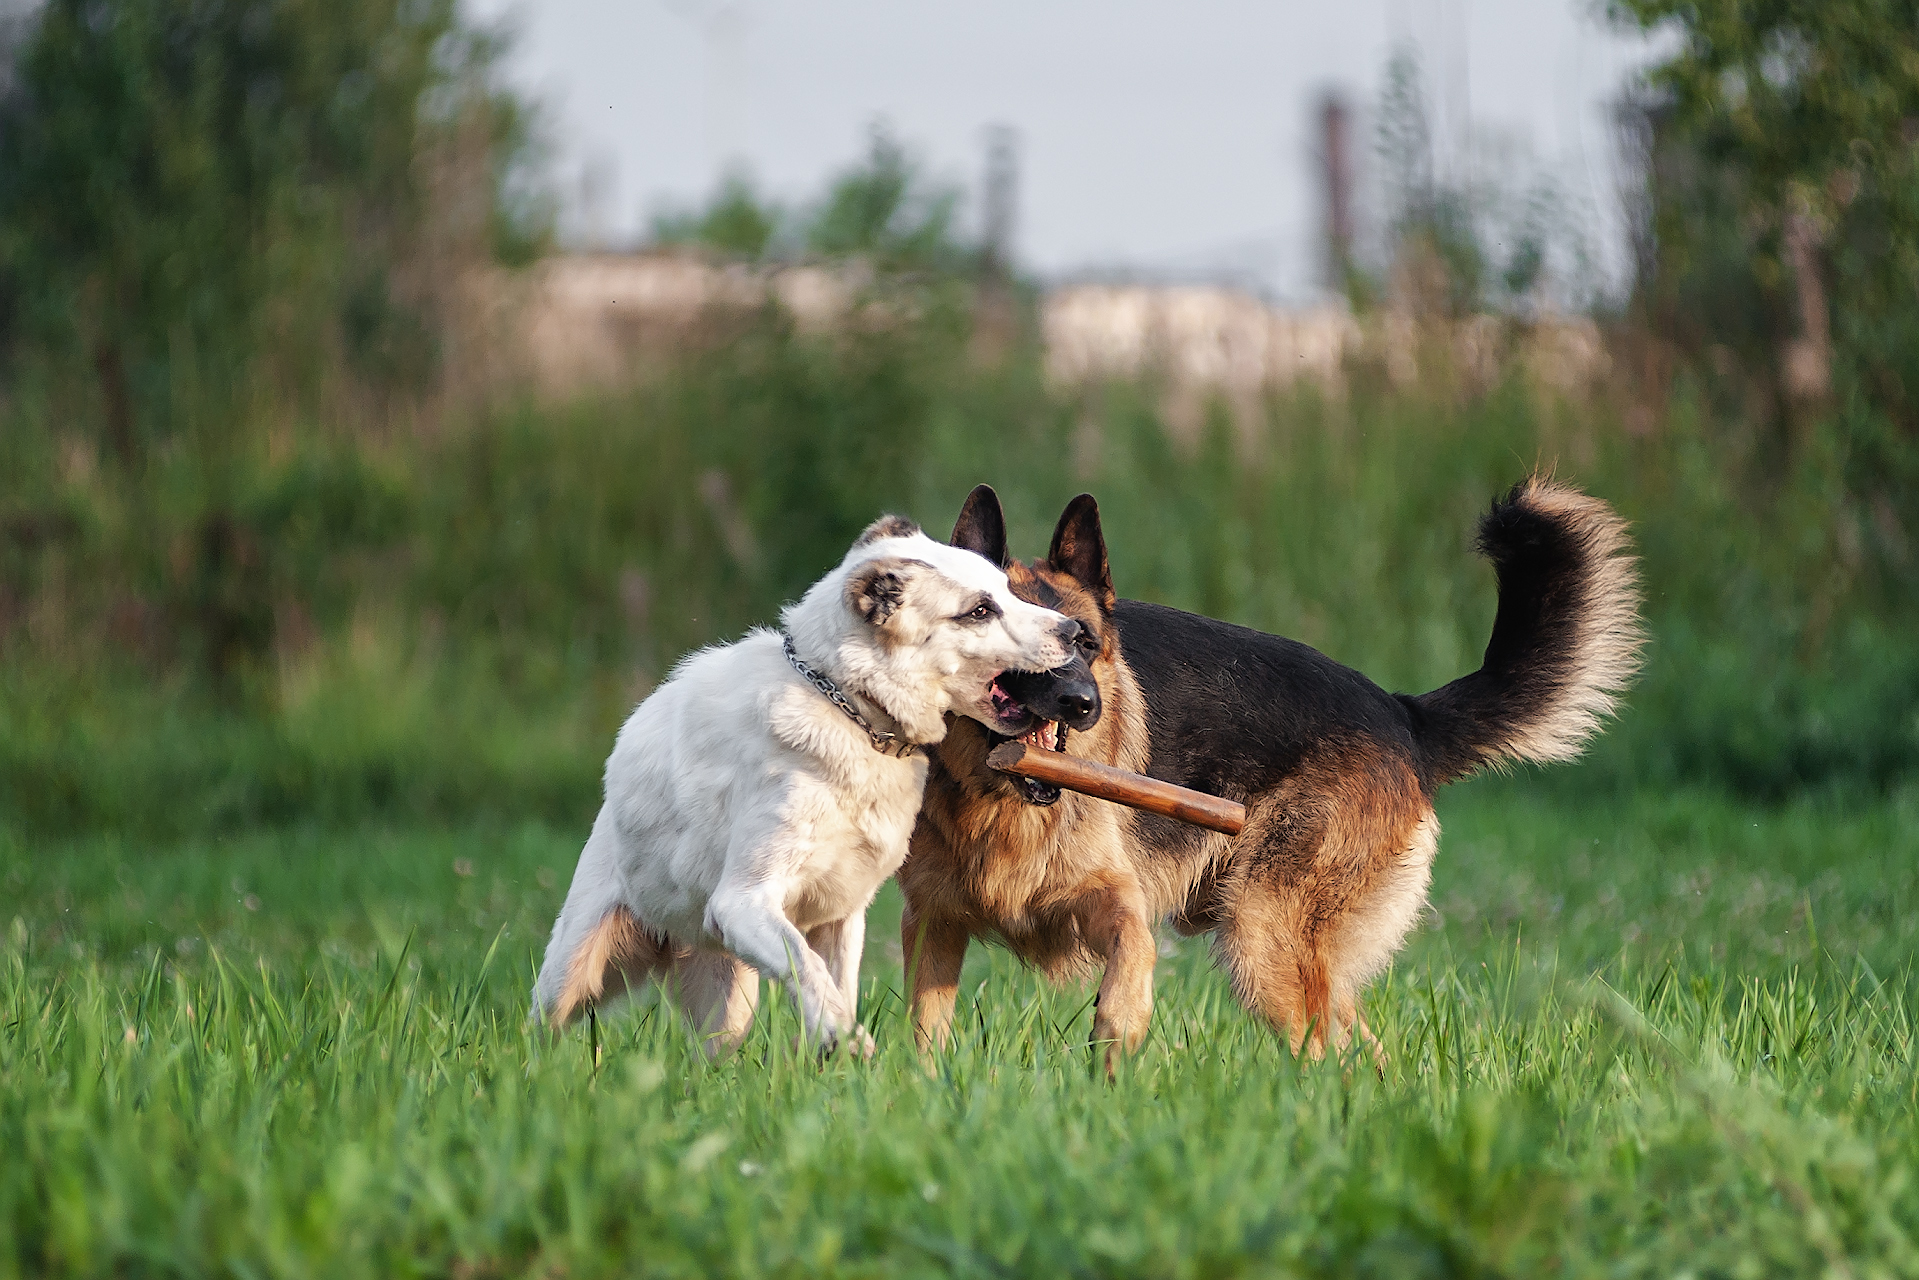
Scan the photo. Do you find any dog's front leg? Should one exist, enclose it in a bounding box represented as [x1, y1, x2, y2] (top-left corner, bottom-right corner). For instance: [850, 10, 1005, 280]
[708, 887, 852, 1052]
[806, 915, 875, 1058]
[1083, 885, 1156, 1076]
[901, 900, 969, 1054]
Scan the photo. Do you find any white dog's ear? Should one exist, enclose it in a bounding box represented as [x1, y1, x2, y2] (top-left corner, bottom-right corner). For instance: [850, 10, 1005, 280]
[855, 514, 920, 546]
[845, 557, 914, 626]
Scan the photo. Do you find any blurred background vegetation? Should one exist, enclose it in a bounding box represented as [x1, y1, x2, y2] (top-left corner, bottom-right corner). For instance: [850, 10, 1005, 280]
[0, 0, 1915, 837]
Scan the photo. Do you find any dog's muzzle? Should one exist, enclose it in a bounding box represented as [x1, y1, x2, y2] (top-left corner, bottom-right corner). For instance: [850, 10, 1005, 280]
[1007, 717, 1068, 805]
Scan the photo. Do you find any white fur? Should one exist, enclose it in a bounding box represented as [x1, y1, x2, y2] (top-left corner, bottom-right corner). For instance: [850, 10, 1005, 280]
[532, 527, 1075, 1052]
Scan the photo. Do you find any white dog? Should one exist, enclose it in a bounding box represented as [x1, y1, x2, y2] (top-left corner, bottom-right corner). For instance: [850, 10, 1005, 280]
[532, 514, 1078, 1054]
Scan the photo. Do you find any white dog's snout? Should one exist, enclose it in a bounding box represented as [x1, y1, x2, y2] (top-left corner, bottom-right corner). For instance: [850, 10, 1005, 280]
[1009, 604, 1077, 667]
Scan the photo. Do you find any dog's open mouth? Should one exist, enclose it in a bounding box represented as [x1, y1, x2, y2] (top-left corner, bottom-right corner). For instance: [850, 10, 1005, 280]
[987, 674, 1068, 806]
[1017, 718, 1066, 752]
[1010, 717, 1067, 805]
[988, 678, 1026, 728]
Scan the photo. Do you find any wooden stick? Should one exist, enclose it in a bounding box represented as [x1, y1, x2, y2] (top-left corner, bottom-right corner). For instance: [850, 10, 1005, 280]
[986, 741, 1246, 836]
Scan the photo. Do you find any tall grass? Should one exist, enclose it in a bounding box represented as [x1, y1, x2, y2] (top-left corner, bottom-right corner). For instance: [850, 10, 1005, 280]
[4, 782, 1917, 1275]
[5, 309, 1914, 834]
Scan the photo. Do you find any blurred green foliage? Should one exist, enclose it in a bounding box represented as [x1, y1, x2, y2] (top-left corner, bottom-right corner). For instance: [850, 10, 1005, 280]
[3, 309, 1916, 834]
[1367, 48, 1595, 317]
[650, 170, 784, 259]
[1611, 0, 1919, 566]
[650, 126, 975, 275]
[0, 0, 1915, 837]
[0, 0, 549, 465]
[1611, 0, 1919, 231]
[804, 126, 968, 272]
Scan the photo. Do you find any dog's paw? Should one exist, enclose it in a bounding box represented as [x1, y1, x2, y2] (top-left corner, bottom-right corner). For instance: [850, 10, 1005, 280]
[793, 1025, 876, 1061]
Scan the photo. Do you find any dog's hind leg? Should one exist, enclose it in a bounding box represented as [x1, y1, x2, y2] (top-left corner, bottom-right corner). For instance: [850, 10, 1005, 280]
[1224, 889, 1394, 1064]
[806, 915, 875, 1058]
[1221, 758, 1427, 1062]
[807, 915, 867, 1013]
[901, 901, 970, 1054]
[1343, 1001, 1387, 1077]
[1318, 808, 1435, 1075]
[669, 952, 760, 1058]
[544, 904, 669, 1030]
[1081, 880, 1157, 1076]
[1215, 877, 1338, 1059]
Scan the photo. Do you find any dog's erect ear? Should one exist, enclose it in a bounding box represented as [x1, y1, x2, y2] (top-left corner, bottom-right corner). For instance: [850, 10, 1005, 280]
[948, 484, 1008, 569]
[855, 514, 920, 546]
[845, 557, 913, 627]
[1047, 494, 1114, 611]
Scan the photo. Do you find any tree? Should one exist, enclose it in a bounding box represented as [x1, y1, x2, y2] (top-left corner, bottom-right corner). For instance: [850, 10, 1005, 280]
[650, 170, 783, 259]
[0, 0, 549, 462]
[806, 126, 967, 274]
[1612, 0, 1919, 482]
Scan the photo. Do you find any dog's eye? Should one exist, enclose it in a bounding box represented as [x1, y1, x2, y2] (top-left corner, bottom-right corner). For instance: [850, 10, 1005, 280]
[966, 603, 996, 621]
[1077, 632, 1100, 654]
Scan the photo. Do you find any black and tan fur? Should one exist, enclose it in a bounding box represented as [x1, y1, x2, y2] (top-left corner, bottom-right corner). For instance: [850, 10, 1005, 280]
[900, 480, 1644, 1072]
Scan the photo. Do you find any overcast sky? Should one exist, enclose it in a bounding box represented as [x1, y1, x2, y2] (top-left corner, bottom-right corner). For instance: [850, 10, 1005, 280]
[471, 0, 1667, 301]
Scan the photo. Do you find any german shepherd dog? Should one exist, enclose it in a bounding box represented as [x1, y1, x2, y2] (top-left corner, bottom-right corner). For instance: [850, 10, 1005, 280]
[899, 481, 1642, 1071]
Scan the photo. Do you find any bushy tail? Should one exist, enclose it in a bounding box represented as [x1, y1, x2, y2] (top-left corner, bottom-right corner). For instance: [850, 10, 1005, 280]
[1409, 478, 1645, 786]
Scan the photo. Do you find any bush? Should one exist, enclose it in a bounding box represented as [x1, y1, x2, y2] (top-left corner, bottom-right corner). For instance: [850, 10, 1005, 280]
[4, 308, 1916, 834]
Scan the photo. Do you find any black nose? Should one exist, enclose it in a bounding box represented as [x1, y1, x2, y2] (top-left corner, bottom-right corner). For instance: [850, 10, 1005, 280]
[1055, 618, 1082, 645]
[1053, 680, 1100, 729]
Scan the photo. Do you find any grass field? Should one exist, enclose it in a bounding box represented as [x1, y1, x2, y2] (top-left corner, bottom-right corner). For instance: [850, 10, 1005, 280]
[6, 306, 1917, 1277]
[6, 775, 1918, 1277]
[6, 4, 1919, 1271]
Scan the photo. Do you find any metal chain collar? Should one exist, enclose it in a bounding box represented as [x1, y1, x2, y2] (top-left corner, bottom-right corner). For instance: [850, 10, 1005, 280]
[782, 634, 919, 758]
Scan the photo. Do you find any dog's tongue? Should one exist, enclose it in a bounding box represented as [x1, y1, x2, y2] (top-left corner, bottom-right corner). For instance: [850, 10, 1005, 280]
[989, 680, 1019, 719]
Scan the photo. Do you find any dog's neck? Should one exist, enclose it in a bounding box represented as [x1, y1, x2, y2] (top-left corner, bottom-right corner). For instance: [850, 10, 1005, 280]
[841, 667, 947, 747]
[781, 630, 948, 750]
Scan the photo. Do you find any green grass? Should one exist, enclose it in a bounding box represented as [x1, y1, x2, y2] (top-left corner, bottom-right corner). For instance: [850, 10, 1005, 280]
[6, 776, 1919, 1276]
